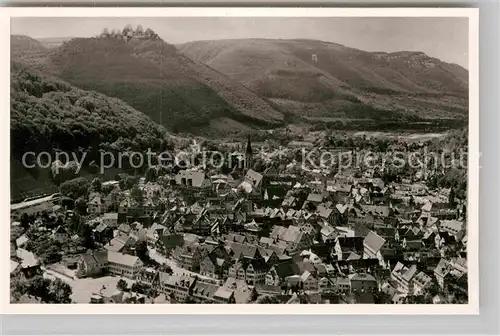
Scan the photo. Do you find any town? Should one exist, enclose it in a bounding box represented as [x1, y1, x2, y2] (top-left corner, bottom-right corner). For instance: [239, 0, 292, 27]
[10, 132, 469, 305]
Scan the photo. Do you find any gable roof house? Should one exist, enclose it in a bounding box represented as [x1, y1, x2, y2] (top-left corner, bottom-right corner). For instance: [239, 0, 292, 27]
[227, 241, 262, 261]
[175, 170, 211, 189]
[363, 230, 386, 262]
[266, 261, 300, 286]
[172, 243, 203, 272]
[412, 271, 433, 295]
[76, 250, 142, 280]
[270, 225, 313, 255]
[88, 193, 105, 215]
[439, 220, 465, 240]
[334, 236, 365, 261]
[217, 277, 257, 304]
[316, 203, 336, 225]
[391, 262, 418, 294]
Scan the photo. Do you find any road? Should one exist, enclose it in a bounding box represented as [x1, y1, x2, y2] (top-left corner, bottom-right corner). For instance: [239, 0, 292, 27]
[147, 248, 218, 282]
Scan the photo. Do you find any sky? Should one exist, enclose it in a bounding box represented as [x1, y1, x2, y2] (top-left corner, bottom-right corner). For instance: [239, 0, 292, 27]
[11, 17, 469, 69]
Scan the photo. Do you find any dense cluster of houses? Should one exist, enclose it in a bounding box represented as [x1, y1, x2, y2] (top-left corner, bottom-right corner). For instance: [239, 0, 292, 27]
[10, 138, 468, 304]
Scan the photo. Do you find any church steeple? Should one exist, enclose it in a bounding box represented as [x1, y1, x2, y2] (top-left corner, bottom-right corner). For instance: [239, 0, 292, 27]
[244, 135, 253, 172]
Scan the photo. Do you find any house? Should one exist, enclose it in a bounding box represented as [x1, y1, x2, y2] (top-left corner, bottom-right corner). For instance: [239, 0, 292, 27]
[146, 223, 167, 244]
[15, 234, 29, 249]
[300, 270, 319, 292]
[200, 253, 230, 280]
[160, 233, 185, 254]
[228, 260, 248, 282]
[245, 258, 268, 285]
[190, 281, 219, 303]
[349, 273, 377, 293]
[213, 287, 236, 304]
[412, 271, 433, 295]
[282, 196, 297, 209]
[76, 251, 109, 278]
[439, 220, 465, 239]
[258, 247, 285, 265]
[270, 225, 313, 255]
[92, 223, 113, 244]
[51, 226, 70, 243]
[76, 250, 143, 279]
[221, 277, 258, 304]
[227, 242, 261, 261]
[103, 251, 143, 279]
[245, 169, 263, 188]
[10, 260, 21, 276]
[391, 262, 418, 294]
[434, 258, 453, 288]
[90, 287, 124, 304]
[363, 230, 386, 261]
[105, 232, 135, 253]
[102, 213, 119, 228]
[334, 237, 364, 261]
[16, 248, 41, 278]
[172, 243, 202, 272]
[226, 233, 247, 244]
[88, 193, 105, 215]
[157, 273, 197, 302]
[336, 277, 351, 293]
[136, 267, 159, 286]
[361, 204, 391, 218]
[175, 170, 210, 189]
[316, 204, 335, 225]
[266, 261, 300, 286]
[117, 223, 132, 235]
[320, 224, 337, 243]
[318, 276, 335, 293]
[302, 193, 324, 210]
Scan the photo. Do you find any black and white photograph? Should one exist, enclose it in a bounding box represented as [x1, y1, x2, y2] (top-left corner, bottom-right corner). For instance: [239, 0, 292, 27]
[3, 8, 479, 313]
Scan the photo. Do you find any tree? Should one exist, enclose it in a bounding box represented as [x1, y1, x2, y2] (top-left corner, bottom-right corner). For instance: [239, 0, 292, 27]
[117, 279, 128, 292]
[91, 177, 103, 192]
[75, 196, 88, 215]
[60, 177, 90, 199]
[161, 263, 173, 275]
[183, 296, 197, 303]
[130, 185, 144, 204]
[145, 167, 157, 182]
[20, 213, 31, 229]
[26, 275, 51, 301]
[48, 279, 72, 303]
[135, 240, 148, 261]
[145, 28, 156, 39]
[101, 28, 110, 37]
[41, 244, 62, 265]
[136, 24, 144, 34]
[13, 275, 71, 303]
[122, 24, 133, 36]
[448, 188, 456, 207]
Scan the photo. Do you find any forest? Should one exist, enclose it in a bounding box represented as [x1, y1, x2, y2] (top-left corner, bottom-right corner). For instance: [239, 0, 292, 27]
[10, 61, 172, 159]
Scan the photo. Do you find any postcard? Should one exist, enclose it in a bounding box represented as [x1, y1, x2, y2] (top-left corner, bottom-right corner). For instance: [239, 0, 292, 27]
[1, 7, 479, 314]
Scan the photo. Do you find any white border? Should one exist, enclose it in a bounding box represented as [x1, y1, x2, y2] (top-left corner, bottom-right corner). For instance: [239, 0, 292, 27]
[0, 7, 479, 315]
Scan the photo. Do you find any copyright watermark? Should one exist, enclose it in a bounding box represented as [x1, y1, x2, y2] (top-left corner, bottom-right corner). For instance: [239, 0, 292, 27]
[20, 145, 473, 175]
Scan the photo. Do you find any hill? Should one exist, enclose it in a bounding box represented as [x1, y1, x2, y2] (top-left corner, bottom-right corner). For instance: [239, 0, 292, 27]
[178, 38, 469, 121]
[37, 36, 74, 48]
[10, 61, 173, 200]
[11, 30, 284, 136]
[11, 35, 48, 60]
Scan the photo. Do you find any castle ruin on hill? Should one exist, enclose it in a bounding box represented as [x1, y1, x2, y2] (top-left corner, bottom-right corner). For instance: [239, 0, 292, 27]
[99, 25, 161, 42]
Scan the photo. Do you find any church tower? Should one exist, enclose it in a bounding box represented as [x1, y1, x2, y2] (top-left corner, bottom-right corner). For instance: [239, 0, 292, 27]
[244, 135, 253, 173]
